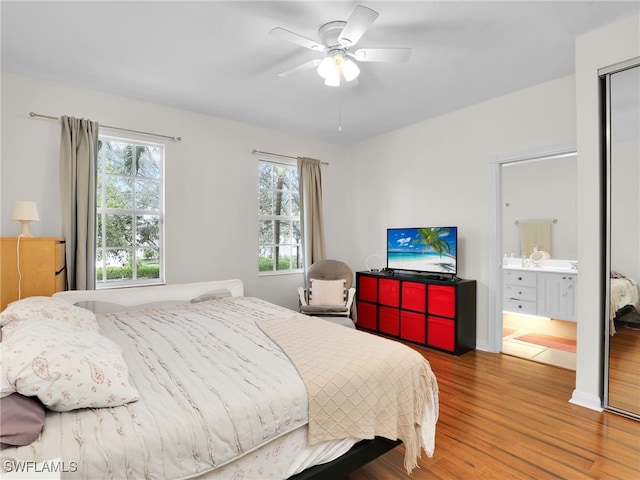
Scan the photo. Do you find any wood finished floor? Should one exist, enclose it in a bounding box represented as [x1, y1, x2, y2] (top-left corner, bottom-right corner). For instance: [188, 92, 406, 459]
[607, 325, 640, 414]
[346, 347, 640, 480]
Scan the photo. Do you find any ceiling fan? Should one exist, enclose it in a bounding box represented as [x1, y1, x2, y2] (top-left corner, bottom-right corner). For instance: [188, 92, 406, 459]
[270, 5, 411, 87]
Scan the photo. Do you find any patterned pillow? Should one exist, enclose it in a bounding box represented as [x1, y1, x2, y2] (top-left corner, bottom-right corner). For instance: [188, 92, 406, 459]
[1, 318, 139, 412]
[309, 279, 346, 306]
[0, 296, 100, 337]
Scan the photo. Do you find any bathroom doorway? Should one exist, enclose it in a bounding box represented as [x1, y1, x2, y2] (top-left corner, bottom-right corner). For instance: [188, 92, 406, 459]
[498, 151, 578, 369]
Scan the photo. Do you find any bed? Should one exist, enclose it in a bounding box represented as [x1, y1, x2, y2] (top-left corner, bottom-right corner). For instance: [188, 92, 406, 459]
[610, 273, 640, 335]
[0, 279, 439, 479]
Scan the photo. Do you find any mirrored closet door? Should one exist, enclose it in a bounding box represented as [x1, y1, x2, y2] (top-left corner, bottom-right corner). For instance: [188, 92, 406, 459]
[603, 59, 640, 420]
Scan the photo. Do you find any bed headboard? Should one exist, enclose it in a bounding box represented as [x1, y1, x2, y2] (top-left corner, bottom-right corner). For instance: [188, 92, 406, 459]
[54, 279, 244, 309]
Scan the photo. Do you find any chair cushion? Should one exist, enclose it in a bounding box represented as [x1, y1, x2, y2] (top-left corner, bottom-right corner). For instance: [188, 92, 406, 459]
[309, 279, 345, 306]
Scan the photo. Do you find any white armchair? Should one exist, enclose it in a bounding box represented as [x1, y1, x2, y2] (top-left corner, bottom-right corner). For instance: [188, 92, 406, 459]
[297, 259, 356, 327]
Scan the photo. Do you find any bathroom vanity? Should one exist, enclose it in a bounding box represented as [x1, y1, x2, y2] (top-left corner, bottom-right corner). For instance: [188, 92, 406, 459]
[503, 259, 577, 322]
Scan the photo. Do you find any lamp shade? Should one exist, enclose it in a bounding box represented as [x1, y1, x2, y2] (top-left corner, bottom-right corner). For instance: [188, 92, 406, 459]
[11, 201, 40, 237]
[11, 201, 40, 221]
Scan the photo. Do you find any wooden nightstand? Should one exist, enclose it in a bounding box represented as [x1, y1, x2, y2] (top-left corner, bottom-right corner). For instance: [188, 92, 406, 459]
[1, 237, 67, 310]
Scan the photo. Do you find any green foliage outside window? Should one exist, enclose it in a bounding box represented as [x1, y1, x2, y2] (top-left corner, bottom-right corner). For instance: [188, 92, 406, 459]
[258, 161, 302, 273]
[96, 138, 164, 285]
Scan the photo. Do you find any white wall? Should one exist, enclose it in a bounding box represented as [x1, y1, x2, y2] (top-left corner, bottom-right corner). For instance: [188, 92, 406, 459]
[574, 14, 640, 410]
[340, 75, 577, 351]
[0, 73, 348, 310]
[502, 155, 577, 260]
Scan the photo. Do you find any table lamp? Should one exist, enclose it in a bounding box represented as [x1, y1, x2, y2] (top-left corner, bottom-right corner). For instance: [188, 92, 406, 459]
[11, 201, 40, 237]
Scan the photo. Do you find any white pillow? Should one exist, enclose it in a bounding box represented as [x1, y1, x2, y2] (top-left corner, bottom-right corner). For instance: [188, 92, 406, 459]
[0, 296, 100, 338]
[1, 318, 140, 412]
[309, 279, 346, 306]
[190, 289, 232, 303]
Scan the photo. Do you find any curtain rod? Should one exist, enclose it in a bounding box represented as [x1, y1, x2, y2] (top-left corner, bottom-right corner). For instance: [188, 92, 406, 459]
[252, 149, 328, 165]
[29, 112, 182, 142]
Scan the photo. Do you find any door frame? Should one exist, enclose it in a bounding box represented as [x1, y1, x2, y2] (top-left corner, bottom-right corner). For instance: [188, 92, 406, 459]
[487, 147, 577, 353]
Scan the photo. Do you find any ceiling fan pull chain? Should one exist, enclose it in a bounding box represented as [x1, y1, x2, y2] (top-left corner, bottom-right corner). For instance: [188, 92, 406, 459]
[338, 91, 343, 132]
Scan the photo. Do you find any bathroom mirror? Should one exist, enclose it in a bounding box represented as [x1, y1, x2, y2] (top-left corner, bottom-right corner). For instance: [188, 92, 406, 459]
[502, 159, 577, 260]
[603, 60, 640, 419]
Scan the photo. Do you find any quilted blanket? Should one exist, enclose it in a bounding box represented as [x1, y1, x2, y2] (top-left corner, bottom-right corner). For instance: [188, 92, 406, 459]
[256, 315, 439, 474]
[1, 297, 309, 479]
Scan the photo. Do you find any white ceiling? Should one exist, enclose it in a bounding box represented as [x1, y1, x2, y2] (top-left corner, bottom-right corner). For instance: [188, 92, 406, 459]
[2, 1, 638, 145]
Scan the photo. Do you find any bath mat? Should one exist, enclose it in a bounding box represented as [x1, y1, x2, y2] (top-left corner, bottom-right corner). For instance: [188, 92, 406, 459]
[515, 333, 576, 353]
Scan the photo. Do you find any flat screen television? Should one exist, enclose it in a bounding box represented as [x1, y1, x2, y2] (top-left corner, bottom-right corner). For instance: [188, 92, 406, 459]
[386, 227, 458, 276]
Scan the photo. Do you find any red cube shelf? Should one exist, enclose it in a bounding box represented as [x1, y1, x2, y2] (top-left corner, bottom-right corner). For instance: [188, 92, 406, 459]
[358, 274, 378, 303]
[356, 301, 377, 330]
[402, 281, 426, 312]
[356, 271, 476, 355]
[401, 310, 426, 344]
[428, 284, 456, 318]
[378, 278, 400, 307]
[379, 306, 400, 336]
[427, 316, 455, 352]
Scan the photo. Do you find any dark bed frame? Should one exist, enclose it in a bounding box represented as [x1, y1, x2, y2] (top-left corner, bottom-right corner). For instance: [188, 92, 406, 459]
[288, 437, 402, 480]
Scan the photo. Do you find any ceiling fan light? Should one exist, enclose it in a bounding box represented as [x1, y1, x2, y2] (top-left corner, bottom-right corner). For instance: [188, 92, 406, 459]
[324, 69, 341, 87]
[317, 56, 336, 79]
[342, 59, 360, 81]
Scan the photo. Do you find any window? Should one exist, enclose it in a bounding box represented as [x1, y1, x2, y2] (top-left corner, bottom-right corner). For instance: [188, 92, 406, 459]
[258, 160, 302, 273]
[96, 136, 164, 287]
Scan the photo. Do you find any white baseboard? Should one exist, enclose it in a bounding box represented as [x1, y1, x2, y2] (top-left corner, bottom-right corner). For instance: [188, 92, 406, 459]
[569, 390, 603, 411]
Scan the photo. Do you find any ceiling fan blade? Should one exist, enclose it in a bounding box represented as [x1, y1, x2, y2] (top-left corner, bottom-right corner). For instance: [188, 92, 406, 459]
[338, 5, 379, 47]
[352, 48, 412, 63]
[277, 59, 321, 78]
[270, 27, 326, 52]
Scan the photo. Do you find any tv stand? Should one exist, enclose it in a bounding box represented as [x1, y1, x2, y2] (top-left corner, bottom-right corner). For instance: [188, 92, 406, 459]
[356, 271, 476, 355]
[424, 274, 445, 281]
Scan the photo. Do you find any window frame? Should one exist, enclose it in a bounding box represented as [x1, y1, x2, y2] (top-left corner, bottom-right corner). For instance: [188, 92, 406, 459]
[258, 159, 303, 276]
[95, 135, 165, 288]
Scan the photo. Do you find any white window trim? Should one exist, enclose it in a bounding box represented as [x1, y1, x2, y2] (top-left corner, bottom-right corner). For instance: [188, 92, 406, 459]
[96, 135, 166, 288]
[258, 158, 303, 276]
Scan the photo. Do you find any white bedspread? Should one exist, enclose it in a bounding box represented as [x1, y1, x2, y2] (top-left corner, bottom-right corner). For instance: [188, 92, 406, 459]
[1, 297, 309, 479]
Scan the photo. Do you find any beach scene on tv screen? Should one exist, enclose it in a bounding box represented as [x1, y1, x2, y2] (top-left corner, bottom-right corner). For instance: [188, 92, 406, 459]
[387, 227, 457, 274]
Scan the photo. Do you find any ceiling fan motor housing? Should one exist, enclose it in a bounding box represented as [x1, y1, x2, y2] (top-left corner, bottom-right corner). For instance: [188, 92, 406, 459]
[318, 21, 348, 49]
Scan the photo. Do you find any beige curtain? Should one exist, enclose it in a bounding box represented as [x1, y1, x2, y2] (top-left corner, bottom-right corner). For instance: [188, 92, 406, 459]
[298, 157, 326, 273]
[60, 116, 99, 290]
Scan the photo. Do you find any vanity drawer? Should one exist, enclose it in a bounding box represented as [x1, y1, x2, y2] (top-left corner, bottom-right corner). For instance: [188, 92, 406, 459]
[504, 270, 537, 288]
[504, 284, 537, 302]
[503, 297, 537, 316]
